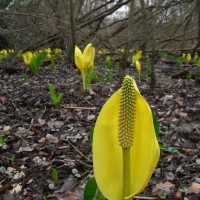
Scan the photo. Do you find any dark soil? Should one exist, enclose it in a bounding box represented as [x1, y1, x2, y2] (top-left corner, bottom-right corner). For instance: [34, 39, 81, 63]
[0, 58, 200, 200]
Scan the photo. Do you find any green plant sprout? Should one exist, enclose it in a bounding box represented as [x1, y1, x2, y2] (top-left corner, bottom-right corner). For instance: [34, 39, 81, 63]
[50, 59, 56, 70]
[11, 155, 16, 162]
[160, 145, 180, 154]
[22, 51, 43, 74]
[174, 56, 183, 65]
[194, 52, 198, 61]
[152, 112, 160, 137]
[105, 56, 112, 70]
[52, 168, 58, 185]
[84, 177, 105, 200]
[195, 57, 200, 68]
[48, 83, 63, 106]
[42, 105, 47, 115]
[23, 73, 29, 82]
[186, 72, 193, 80]
[0, 137, 8, 149]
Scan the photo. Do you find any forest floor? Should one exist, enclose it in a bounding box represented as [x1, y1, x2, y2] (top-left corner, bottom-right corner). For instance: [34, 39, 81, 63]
[0, 57, 200, 200]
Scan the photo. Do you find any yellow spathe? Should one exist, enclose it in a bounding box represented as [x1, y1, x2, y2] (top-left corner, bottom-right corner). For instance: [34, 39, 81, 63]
[93, 76, 160, 200]
[74, 43, 95, 90]
[22, 51, 33, 65]
[135, 61, 141, 80]
[75, 43, 95, 72]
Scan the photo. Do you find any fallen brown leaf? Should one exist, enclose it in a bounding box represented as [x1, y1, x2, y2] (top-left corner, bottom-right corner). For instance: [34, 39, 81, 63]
[187, 183, 200, 195]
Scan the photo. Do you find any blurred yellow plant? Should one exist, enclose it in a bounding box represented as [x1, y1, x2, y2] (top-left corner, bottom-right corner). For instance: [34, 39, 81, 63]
[0, 49, 8, 56]
[53, 48, 62, 54]
[93, 75, 160, 200]
[22, 51, 33, 65]
[22, 51, 43, 74]
[194, 52, 198, 61]
[132, 50, 142, 80]
[182, 53, 186, 59]
[186, 53, 191, 63]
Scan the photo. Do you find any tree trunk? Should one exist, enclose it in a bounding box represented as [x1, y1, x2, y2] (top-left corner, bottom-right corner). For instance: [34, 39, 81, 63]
[150, 0, 160, 93]
[66, 0, 76, 65]
[192, 0, 200, 56]
[119, 0, 135, 84]
[139, 0, 148, 56]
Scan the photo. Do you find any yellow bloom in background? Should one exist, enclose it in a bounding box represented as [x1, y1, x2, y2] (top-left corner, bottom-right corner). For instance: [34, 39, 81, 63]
[118, 48, 124, 53]
[105, 56, 111, 62]
[182, 53, 186, 59]
[186, 53, 191, 63]
[47, 53, 51, 59]
[53, 48, 62, 54]
[132, 50, 142, 80]
[98, 49, 103, 54]
[135, 61, 141, 80]
[0, 49, 8, 56]
[22, 51, 33, 65]
[132, 50, 142, 63]
[44, 48, 51, 54]
[74, 43, 95, 90]
[194, 52, 198, 60]
[38, 49, 43, 54]
[93, 75, 160, 200]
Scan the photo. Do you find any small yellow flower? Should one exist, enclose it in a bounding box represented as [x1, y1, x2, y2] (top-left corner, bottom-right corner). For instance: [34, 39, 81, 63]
[1, 49, 7, 55]
[186, 53, 191, 63]
[22, 51, 33, 65]
[53, 48, 62, 54]
[118, 48, 124, 53]
[182, 53, 186, 59]
[135, 60, 141, 81]
[132, 50, 142, 80]
[45, 48, 51, 54]
[74, 43, 95, 90]
[105, 56, 111, 62]
[47, 53, 51, 59]
[8, 49, 14, 53]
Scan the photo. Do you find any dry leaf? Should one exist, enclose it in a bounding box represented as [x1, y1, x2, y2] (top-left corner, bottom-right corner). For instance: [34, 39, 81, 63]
[17, 146, 34, 153]
[46, 133, 59, 144]
[38, 118, 45, 125]
[165, 172, 175, 181]
[10, 183, 22, 194]
[187, 183, 200, 194]
[87, 114, 95, 121]
[152, 181, 175, 195]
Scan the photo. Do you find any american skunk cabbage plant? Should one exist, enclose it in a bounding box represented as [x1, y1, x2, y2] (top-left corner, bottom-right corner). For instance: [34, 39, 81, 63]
[92, 75, 160, 200]
[186, 53, 191, 63]
[74, 43, 95, 91]
[132, 50, 142, 80]
[48, 83, 63, 106]
[22, 51, 43, 74]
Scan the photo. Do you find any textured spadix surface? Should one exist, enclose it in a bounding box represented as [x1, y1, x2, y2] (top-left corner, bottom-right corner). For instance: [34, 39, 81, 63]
[93, 76, 160, 200]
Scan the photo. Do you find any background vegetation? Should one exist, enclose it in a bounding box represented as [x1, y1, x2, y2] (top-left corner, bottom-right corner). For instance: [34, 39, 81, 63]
[0, 0, 199, 55]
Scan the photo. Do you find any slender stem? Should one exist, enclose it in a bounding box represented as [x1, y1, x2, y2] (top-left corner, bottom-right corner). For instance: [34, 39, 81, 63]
[85, 68, 91, 91]
[123, 148, 131, 199]
[81, 71, 86, 90]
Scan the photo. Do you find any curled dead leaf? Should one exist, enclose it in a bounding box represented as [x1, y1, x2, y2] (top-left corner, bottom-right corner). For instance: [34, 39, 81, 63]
[187, 183, 200, 195]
